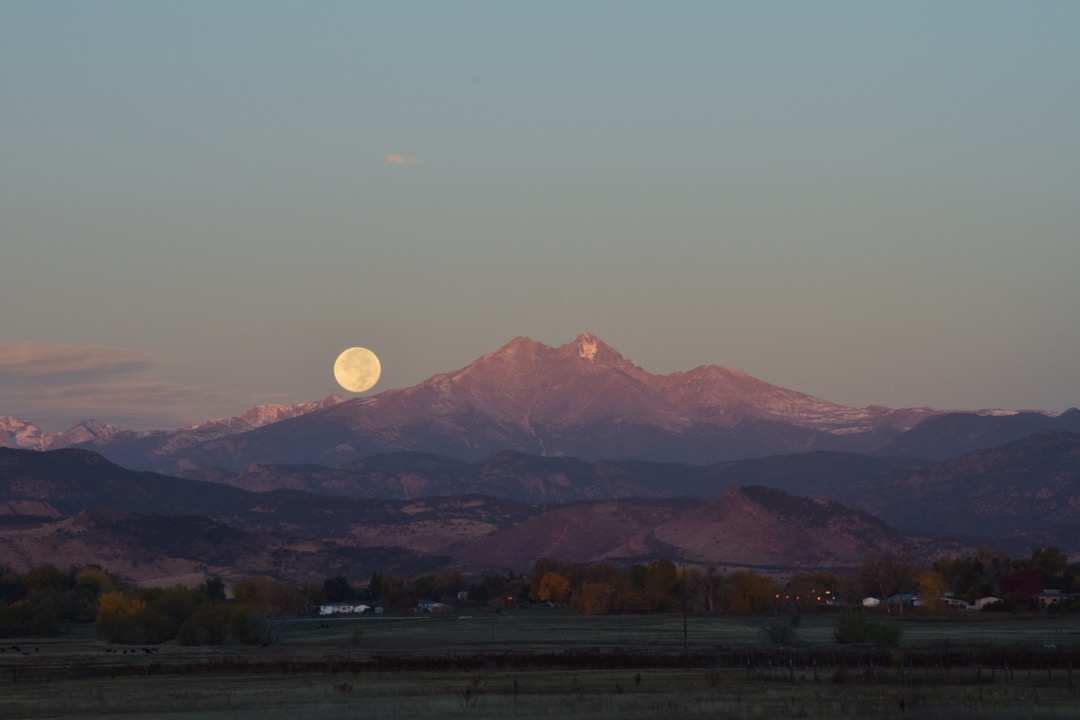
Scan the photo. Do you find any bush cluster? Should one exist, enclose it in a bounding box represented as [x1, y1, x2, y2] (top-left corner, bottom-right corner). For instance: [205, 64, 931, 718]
[833, 613, 903, 646]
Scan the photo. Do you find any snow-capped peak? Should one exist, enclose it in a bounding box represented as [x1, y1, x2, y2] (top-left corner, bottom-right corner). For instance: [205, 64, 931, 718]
[577, 334, 600, 362]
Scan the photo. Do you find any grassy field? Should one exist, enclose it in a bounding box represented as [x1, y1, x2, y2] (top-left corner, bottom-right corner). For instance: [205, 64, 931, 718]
[4, 610, 1080, 719]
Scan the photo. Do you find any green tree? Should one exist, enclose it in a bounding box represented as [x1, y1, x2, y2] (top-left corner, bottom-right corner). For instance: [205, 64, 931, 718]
[644, 560, 679, 610]
[177, 603, 233, 646]
[1031, 547, 1068, 585]
[322, 576, 355, 603]
[22, 565, 67, 595]
[627, 564, 648, 591]
[151, 586, 199, 624]
[0, 599, 60, 637]
[410, 574, 441, 602]
[368, 571, 383, 602]
[198, 577, 227, 602]
[230, 576, 304, 645]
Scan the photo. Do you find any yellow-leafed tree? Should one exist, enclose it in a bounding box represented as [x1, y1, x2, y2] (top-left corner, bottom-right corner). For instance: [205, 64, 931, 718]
[537, 572, 571, 604]
[916, 570, 949, 613]
[97, 591, 145, 621]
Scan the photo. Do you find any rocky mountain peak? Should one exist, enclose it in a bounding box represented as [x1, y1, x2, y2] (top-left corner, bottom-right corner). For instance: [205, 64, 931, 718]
[459, 334, 634, 380]
[573, 333, 602, 362]
[188, 394, 346, 433]
[560, 332, 628, 367]
[0, 417, 49, 451]
[50, 420, 122, 448]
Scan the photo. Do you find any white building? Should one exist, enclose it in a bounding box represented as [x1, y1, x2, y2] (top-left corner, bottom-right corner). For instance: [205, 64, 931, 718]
[318, 603, 371, 616]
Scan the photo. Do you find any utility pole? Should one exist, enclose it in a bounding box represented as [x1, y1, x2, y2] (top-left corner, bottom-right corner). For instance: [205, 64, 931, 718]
[680, 557, 689, 653]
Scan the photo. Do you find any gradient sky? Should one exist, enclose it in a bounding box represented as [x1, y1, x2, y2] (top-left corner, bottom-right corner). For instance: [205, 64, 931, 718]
[3, 1, 1079, 431]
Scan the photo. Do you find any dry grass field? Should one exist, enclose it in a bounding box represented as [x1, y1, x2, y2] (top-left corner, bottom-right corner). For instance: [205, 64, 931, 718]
[4, 611, 1080, 719]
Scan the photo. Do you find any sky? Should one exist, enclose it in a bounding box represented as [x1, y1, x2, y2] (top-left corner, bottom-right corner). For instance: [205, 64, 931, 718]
[2, 1, 1079, 431]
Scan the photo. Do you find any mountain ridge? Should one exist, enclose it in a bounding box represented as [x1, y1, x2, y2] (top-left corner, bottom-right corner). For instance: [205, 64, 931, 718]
[3, 334, 1071, 472]
[67, 334, 954, 472]
[0, 446, 973, 582]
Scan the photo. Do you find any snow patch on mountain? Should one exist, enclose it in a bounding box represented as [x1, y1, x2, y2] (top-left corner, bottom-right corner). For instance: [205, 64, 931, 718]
[577, 334, 599, 362]
[0, 417, 50, 450]
[50, 420, 123, 447]
[184, 395, 345, 433]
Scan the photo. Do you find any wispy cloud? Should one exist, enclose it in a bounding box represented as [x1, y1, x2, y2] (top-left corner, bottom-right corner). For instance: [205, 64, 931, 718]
[385, 151, 418, 165]
[0, 343, 245, 431]
[0, 343, 152, 377]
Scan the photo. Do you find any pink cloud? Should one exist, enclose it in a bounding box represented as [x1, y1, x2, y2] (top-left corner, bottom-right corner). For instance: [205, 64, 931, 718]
[0, 343, 152, 377]
[0, 343, 248, 430]
[4, 378, 244, 431]
[385, 152, 418, 165]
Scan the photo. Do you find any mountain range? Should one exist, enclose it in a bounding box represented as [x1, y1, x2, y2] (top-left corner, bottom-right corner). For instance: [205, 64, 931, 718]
[2, 333, 1078, 587]
[6, 334, 1076, 476]
[0, 446, 975, 584]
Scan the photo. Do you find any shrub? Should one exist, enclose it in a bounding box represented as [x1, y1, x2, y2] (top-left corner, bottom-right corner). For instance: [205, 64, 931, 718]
[177, 604, 232, 646]
[760, 617, 800, 646]
[0, 601, 60, 637]
[834, 613, 902, 646]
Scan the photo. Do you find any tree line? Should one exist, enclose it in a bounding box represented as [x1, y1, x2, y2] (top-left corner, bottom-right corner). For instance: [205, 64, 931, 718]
[1, 546, 1077, 644]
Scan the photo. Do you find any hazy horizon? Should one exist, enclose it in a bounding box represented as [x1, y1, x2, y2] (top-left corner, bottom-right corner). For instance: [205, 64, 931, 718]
[3, 1, 1078, 430]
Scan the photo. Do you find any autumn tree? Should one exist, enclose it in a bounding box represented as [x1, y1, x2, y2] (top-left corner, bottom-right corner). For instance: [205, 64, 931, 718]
[536, 572, 571, 604]
[577, 581, 618, 615]
[96, 591, 150, 644]
[231, 576, 304, 645]
[722, 571, 775, 614]
[530, 559, 566, 597]
[644, 560, 679, 610]
[916, 570, 949, 613]
[98, 591, 146, 620]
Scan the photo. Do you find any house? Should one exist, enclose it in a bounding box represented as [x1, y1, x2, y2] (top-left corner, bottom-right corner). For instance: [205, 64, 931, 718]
[941, 596, 973, 610]
[416, 599, 451, 613]
[1035, 590, 1072, 608]
[974, 596, 1002, 611]
[318, 603, 371, 616]
[887, 593, 921, 608]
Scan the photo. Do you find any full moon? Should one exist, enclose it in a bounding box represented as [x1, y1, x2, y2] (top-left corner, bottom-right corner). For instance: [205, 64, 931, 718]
[333, 347, 381, 393]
